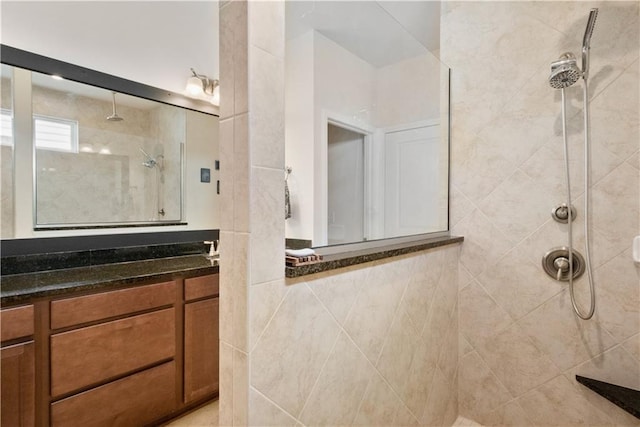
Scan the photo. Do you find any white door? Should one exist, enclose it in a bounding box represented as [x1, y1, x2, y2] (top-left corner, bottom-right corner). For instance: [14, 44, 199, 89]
[327, 124, 365, 245]
[384, 124, 440, 238]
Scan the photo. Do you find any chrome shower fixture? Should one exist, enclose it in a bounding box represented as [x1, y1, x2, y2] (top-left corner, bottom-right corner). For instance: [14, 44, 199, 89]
[549, 52, 582, 89]
[547, 8, 598, 320]
[139, 147, 164, 169]
[107, 91, 124, 122]
[548, 8, 598, 89]
[542, 247, 586, 281]
[582, 8, 599, 80]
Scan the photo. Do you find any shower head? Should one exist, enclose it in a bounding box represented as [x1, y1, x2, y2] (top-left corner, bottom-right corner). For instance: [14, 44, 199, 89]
[107, 91, 124, 122]
[549, 52, 582, 89]
[142, 159, 157, 168]
[582, 8, 598, 80]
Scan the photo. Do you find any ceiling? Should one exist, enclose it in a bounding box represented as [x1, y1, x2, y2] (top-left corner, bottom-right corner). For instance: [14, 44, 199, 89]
[286, 1, 440, 68]
[1, 1, 440, 92]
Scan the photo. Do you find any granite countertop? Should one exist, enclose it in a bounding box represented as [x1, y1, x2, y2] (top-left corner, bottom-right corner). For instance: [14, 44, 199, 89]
[1, 255, 219, 305]
[286, 235, 463, 278]
[576, 375, 640, 419]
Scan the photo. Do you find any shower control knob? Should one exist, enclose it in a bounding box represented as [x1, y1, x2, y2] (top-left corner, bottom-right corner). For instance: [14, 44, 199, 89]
[542, 247, 585, 282]
[552, 204, 577, 223]
[554, 257, 570, 281]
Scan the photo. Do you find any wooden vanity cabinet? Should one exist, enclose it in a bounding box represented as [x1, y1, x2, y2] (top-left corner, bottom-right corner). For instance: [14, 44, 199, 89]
[48, 281, 179, 427]
[183, 274, 219, 404]
[1, 272, 219, 427]
[1, 304, 35, 427]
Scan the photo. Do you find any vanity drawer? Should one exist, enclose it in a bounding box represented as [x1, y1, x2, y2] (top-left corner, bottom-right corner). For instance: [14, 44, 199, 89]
[51, 361, 176, 427]
[1, 304, 34, 343]
[51, 281, 176, 329]
[184, 274, 219, 301]
[50, 308, 175, 398]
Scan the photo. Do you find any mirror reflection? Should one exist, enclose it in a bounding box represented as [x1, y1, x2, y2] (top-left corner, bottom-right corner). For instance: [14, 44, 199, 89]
[30, 71, 184, 226]
[284, 1, 450, 247]
[1, 64, 14, 238]
[1, 61, 220, 237]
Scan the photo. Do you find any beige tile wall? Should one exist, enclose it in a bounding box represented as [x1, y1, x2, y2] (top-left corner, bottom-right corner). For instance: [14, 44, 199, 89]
[249, 246, 460, 426]
[219, 1, 250, 424]
[219, 0, 286, 424]
[220, 1, 462, 426]
[443, 2, 640, 425]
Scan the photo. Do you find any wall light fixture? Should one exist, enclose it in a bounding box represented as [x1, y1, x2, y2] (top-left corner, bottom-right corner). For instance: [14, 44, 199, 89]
[186, 68, 220, 105]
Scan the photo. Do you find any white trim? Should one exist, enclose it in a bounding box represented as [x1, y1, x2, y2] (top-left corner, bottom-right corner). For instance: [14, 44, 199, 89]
[318, 109, 375, 246]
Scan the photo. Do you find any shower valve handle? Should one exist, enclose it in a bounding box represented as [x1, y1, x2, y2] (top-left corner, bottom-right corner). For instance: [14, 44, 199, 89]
[554, 257, 570, 281]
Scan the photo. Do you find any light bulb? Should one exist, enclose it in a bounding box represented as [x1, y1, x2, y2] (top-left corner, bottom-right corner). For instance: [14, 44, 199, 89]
[186, 76, 203, 96]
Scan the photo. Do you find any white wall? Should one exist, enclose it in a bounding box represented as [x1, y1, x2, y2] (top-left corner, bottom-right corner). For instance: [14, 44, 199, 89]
[0, 1, 218, 95]
[185, 110, 219, 230]
[284, 30, 443, 245]
[313, 33, 377, 246]
[284, 30, 315, 243]
[375, 53, 442, 128]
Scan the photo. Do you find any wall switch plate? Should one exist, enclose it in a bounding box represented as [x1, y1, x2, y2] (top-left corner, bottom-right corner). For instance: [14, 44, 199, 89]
[200, 168, 211, 183]
[215, 160, 220, 170]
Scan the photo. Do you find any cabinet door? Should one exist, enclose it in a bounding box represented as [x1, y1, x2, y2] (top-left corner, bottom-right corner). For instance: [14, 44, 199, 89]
[185, 274, 219, 302]
[1, 342, 35, 427]
[1, 305, 34, 342]
[184, 298, 219, 403]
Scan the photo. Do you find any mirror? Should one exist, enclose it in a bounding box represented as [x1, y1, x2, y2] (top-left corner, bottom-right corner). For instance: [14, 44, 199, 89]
[1, 64, 14, 238]
[284, 1, 450, 247]
[30, 71, 185, 227]
[0, 54, 219, 238]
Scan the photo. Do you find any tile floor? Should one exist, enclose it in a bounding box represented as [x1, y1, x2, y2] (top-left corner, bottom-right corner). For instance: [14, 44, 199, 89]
[165, 400, 218, 427]
[163, 400, 484, 427]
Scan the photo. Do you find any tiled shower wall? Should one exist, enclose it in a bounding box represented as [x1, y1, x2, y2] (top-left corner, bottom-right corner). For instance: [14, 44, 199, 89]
[443, 2, 640, 425]
[249, 246, 460, 426]
[218, 1, 461, 425]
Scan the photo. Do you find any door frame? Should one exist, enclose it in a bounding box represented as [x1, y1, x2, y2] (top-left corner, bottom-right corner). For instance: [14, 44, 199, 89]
[316, 110, 374, 247]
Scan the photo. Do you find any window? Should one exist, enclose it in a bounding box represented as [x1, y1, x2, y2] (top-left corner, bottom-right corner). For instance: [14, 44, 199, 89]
[0, 110, 79, 152]
[1, 109, 13, 146]
[34, 115, 78, 152]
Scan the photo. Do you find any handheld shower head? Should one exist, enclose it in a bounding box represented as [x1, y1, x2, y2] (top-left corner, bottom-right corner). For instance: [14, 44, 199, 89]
[549, 52, 581, 89]
[582, 8, 598, 80]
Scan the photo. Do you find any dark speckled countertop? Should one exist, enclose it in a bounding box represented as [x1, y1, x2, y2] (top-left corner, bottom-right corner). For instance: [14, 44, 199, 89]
[1, 255, 219, 305]
[286, 235, 463, 278]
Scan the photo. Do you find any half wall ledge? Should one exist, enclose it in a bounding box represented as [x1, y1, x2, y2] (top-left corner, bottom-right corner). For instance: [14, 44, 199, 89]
[285, 235, 463, 278]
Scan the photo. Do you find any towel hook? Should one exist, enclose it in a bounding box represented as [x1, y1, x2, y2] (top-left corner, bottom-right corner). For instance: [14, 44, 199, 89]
[285, 166, 292, 181]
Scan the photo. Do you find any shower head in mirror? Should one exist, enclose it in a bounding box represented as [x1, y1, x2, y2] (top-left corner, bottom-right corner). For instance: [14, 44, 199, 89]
[107, 91, 124, 121]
